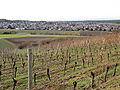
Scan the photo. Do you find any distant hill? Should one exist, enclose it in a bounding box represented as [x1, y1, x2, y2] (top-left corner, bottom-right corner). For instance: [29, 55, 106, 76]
[0, 19, 11, 22]
[0, 19, 120, 24]
[84, 20, 120, 24]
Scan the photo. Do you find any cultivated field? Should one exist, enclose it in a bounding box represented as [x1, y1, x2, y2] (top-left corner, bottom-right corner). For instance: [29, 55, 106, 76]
[0, 34, 80, 39]
[5, 37, 86, 49]
[0, 32, 120, 90]
[0, 29, 109, 36]
[0, 29, 80, 36]
[0, 29, 109, 49]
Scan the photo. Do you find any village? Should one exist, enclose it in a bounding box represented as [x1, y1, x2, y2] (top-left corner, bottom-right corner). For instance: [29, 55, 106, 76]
[0, 19, 120, 31]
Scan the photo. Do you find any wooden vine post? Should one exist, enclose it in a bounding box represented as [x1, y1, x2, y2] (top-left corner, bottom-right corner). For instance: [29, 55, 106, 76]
[28, 49, 33, 90]
[88, 41, 90, 66]
[0, 65, 1, 81]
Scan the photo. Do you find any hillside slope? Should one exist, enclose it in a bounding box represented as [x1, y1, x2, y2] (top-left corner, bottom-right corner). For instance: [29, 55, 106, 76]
[0, 39, 15, 48]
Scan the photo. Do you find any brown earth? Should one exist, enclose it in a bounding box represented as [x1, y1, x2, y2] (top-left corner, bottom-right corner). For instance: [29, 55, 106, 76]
[5, 37, 85, 49]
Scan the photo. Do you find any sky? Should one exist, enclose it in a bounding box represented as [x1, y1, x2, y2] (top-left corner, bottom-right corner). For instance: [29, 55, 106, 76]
[0, 0, 120, 21]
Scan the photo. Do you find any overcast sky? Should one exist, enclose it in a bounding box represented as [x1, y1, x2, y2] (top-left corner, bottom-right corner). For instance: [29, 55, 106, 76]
[0, 0, 120, 21]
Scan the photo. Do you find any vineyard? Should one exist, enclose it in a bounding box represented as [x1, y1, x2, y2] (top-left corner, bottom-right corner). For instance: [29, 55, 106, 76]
[0, 33, 120, 90]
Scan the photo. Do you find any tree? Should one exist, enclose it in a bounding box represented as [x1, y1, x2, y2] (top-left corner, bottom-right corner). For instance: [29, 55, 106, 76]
[8, 25, 15, 29]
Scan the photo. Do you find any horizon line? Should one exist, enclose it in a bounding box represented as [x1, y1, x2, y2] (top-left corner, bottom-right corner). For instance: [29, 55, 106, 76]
[0, 18, 120, 22]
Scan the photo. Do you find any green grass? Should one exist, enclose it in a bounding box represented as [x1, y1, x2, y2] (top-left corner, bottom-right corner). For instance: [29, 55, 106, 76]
[0, 29, 80, 36]
[0, 39, 14, 48]
[0, 34, 80, 38]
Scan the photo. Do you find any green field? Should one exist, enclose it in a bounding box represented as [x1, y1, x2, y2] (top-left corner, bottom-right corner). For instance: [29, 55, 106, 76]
[0, 29, 80, 36]
[0, 34, 80, 38]
[0, 39, 14, 48]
